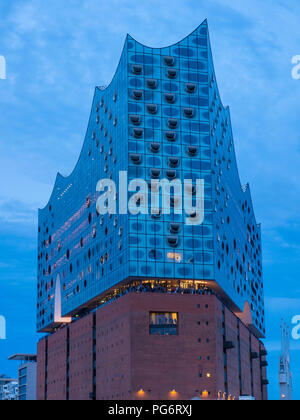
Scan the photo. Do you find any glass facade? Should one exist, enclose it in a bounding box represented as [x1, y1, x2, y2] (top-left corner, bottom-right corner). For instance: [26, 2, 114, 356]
[37, 20, 265, 338]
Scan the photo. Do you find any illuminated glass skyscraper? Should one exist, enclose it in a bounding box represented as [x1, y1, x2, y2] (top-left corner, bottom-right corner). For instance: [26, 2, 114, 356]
[37, 20, 267, 400]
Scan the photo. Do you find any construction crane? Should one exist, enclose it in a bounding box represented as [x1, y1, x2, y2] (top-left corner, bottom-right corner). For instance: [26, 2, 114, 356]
[279, 320, 292, 400]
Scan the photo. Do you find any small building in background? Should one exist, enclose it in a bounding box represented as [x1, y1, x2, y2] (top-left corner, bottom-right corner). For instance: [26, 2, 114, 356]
[8, 354, 37, 400]
[279, 321, 292, 400]
[0, 377, 18, 400]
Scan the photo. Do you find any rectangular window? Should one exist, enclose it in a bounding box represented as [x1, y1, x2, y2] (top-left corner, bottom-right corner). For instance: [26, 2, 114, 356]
[19, 376, 27, 386]
[19, 385, 26, 395]
[19, 367, 27, 377]
[149, 312, 178, 335]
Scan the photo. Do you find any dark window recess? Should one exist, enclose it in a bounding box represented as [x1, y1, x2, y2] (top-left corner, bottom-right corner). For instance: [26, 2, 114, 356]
[170, 223, 180, 234]
[133, 90, 143, 100]
[151, 210, 162, 220]
[133, 128, 143, 138]
[184, 108, 195, 118]
[164, 56, 175, 66]
[224, 341, 235, 350]
[150, 142, 161, 153]
[147, 79, 157, 89]
[187, 146, 198, 156]
[166, 169, 177, 180]
[130, 114, 141, 125]
[164, 93, 175, 104]
[186, 83, 196, 93]
[262, 379, 269, 386]
[165, 131, 177, 142]
[250, 352, 259, 360]
[168, 119, 178, 129]
[189, 211, 198, 220]
[132, 65, 143, 75]
[167, 236, 179, 248]
[149, 249, 157, 260]
[168, 157, 179, 168]
[130, 154, 142, 165]
[150, 312, 178, 335]
[166, 69, 177, 79]
[147, 104, 158, 114]
[150, 168, 161, 179]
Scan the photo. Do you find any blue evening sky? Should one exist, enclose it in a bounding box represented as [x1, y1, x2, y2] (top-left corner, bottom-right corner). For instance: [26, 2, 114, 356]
[0, 0, 299, 400]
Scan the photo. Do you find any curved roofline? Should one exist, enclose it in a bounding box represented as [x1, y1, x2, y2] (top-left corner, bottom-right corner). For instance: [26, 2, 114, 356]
[96, 31, 128, 93]
[39, 21, 208, 212]
[127, 19, 208, 50]
[39, 88, 97, 212]
[39, 36, 130, 212]
[40, 19, 260, 226]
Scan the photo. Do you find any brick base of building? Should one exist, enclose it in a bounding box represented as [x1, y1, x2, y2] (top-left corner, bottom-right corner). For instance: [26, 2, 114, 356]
[37, 292, 268, 400]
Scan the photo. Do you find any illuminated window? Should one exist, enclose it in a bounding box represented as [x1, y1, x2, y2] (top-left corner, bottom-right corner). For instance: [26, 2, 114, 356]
[149, 312, 178, 335]
[167, 252, 182, 263]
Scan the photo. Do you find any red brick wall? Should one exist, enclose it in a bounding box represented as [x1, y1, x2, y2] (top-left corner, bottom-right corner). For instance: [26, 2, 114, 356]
[260, 342, 268, 401]
[251, 334, 262, 400]
[36, 293, 268, 400]
[37, 338, 46, 401]
[69, 314, 94, 400]
[239, 322, 252, 396]
[96, 296, 132, 400]
[215, 299, 226, 398]
[224, 307, 240, 399]
[47, 328, 68, 400]
[130, 293, 220, 400]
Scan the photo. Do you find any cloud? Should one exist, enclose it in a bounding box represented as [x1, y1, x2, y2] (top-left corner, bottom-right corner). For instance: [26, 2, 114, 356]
[0, 199, 37, 225]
